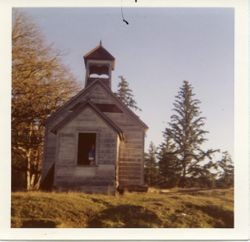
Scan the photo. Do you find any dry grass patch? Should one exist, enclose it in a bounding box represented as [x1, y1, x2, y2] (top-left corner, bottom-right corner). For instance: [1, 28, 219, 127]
[11, 188, 233, 228]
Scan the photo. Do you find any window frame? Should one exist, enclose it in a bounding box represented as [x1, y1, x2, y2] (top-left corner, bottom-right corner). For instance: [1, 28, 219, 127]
[75, 130, 99, 166]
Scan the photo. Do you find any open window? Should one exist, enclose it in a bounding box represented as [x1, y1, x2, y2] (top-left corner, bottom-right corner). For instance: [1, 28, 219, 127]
[77, 133, 96, 165]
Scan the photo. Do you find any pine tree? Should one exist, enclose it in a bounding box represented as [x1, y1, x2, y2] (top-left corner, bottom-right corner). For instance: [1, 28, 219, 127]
[158, 135, 182, 188]
[116, 75, 141, 111]
[144, 142, 158, 186]
[216, 151, 234, 188]
[163, 80, 217, 187]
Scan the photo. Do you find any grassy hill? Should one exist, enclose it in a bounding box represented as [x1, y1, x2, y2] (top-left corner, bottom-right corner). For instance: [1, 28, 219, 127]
[11, 188, 233, 228]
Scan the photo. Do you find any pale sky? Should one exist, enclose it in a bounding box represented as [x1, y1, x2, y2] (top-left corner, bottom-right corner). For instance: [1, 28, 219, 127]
[19, 7, 234, 156]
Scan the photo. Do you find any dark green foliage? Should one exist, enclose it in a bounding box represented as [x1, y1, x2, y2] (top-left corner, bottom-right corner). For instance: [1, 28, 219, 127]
[158, 136, 181, 188]
[144, 142, 159, 186]
[115, 75, 141, 111]
[142, 80, 233, 189]
[216, 151, 234, 188]
[158, 81, 218, 188]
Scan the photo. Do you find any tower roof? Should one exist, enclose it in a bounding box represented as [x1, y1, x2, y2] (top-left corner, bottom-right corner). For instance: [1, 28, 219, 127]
[84, 42, 115, 66]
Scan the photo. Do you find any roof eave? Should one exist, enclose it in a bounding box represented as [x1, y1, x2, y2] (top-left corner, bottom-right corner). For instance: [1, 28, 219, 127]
[51, 101, 124, 140]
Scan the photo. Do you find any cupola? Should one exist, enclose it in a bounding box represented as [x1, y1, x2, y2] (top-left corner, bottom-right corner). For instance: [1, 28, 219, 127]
[83, 41, 115, 88]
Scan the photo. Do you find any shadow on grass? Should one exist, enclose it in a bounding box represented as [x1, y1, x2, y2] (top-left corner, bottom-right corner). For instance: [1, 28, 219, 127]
[200, 205, 233, 228]
[87, 204, 162, 228]
[186, 203, 234, 228]
[21, 218, 58, 228]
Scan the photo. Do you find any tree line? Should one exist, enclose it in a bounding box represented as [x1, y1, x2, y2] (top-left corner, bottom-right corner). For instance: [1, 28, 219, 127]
[107, 75, 234, 189]
[144, 81, 234, 189]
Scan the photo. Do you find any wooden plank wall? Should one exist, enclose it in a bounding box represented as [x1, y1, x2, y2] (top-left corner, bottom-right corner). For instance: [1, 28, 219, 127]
[43, 82, 145, 192]
[105, 113, 144, 187]
[54, 107, 117, 193]
[87, 84, 145, 187]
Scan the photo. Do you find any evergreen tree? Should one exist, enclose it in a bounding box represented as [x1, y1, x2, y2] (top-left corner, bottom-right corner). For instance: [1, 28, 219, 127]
[144, 142, 158, 186]
[216, 151, 234, 188]
[195, 160, 217, 188]
[162, 80, 217, 187]
[158, 135, 181, 188]
[116, 75, 141, 111]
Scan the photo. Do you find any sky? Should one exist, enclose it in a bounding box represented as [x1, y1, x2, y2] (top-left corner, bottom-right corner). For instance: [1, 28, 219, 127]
[19, 7, 234, 156]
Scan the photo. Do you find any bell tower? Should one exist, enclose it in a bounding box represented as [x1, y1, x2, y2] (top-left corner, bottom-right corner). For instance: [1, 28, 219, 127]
[83, 41, 115, 89]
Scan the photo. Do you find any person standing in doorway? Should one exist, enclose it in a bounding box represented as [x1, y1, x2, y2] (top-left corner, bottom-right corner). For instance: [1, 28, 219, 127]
[88, 144, 95, 165]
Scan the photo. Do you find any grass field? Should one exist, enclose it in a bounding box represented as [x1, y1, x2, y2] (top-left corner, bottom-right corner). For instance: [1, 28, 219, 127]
[11, 188, 233, 228]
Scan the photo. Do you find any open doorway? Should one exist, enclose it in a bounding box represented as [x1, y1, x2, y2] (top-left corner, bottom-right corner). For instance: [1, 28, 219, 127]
[77, 133, 96, 165]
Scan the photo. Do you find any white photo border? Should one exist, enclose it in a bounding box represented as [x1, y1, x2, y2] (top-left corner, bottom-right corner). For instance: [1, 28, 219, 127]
[0, 0, 248, 240]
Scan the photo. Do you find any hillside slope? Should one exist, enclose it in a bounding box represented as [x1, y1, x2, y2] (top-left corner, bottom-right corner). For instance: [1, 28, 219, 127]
[11, 188, 233, 228]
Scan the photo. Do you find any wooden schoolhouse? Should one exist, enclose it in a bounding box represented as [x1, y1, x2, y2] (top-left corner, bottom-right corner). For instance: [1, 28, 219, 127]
[41, 42, 148, 194]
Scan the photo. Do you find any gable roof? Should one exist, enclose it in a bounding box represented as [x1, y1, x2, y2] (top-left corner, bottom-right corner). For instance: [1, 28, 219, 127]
[84, 43, 115, 65]
[46, 79, 148, 130]
[51, 101, 124, 140]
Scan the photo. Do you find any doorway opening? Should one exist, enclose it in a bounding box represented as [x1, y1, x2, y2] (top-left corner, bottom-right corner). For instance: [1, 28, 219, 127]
[77, 133, 96, 165]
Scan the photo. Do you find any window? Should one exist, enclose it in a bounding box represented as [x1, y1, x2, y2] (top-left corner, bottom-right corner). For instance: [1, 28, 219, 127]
[77, 133, 96, 165]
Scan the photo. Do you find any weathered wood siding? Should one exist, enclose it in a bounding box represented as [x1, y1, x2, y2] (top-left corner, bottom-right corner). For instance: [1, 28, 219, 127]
[43, 81, 146, 192]
[42, 83, 113, 180]
[87, 85, 145, 187]
[105, 113, 144, 187]
[42, 128, 57, 180]
[53, 107, 118, 193]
